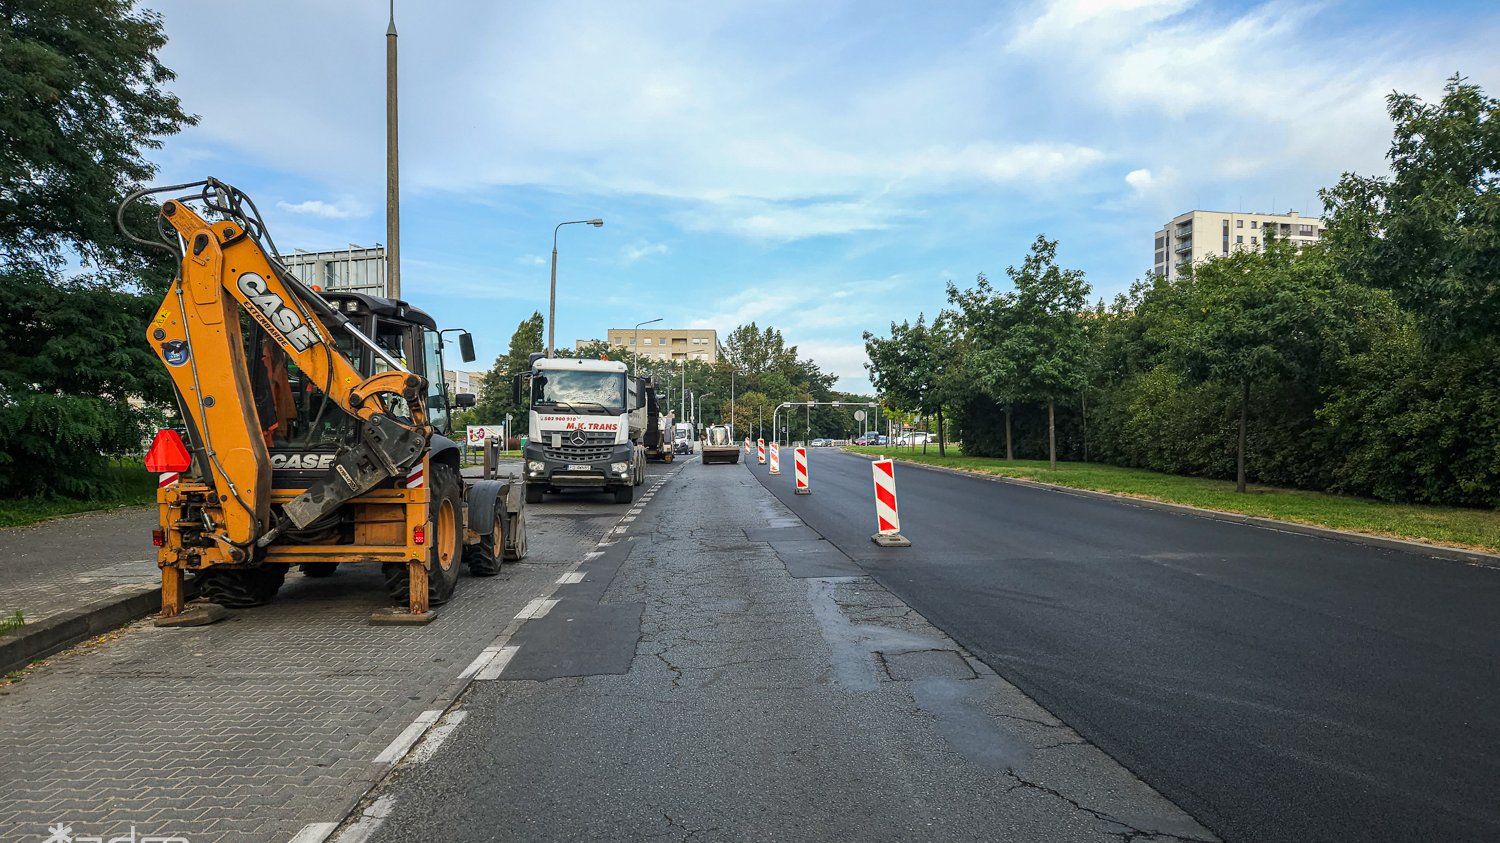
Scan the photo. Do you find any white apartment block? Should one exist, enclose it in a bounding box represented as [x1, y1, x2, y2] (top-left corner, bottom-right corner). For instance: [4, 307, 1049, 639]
[443, 369, 486, 399]
[606, 328, 723, 363]
[1154, 210, 1324, 279]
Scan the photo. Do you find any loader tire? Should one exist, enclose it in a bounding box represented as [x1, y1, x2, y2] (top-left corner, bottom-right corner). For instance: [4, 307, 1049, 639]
[465, 535, 502, 577]
[197, 564, 288, 608]
[382, 462, 464, 607]
[299, 562, 338, 578]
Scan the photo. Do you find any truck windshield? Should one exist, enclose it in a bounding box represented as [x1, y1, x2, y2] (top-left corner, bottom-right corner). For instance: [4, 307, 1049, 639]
[534, 370, 625, 413]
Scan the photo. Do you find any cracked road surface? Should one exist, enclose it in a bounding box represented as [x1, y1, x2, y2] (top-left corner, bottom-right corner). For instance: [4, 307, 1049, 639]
[355, 458, 1214, 842]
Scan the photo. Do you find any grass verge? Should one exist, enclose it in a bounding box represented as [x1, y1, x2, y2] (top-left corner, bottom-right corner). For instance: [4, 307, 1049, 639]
[0, 610, 23, 635]
[0, 462, 156, 529]
[845, 446, 1500, 554]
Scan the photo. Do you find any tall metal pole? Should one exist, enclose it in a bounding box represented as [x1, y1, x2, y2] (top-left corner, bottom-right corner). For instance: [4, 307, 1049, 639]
[385, 0, 401, 300]
[546, 219, 603, 359]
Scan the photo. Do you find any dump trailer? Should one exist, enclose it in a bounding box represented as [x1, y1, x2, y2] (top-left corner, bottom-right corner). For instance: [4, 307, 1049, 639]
[122, 178, 527, 623]
[701, 425, 740, 464]
[642, 380, 674, 463]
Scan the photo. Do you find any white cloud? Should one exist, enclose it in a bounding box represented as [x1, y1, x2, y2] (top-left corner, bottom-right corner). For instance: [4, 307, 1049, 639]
[275, 198, 368, 220]
[1125, 168, 1153, 192]
[621, 242, 669, 263]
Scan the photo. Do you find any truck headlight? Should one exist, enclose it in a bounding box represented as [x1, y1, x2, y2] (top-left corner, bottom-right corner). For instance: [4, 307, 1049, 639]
[611, 462, 629, 475]
[528, 460, 545, 474]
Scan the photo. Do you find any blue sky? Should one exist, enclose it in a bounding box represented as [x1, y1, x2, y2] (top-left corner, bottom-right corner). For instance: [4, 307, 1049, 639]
[143, 0, 1500, 394]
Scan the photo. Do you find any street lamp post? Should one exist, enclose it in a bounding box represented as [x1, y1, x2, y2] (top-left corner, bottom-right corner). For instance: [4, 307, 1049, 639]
[546, 218, 604, 358]
[634, 317, 662, 365]
[699, 394, 714, 428]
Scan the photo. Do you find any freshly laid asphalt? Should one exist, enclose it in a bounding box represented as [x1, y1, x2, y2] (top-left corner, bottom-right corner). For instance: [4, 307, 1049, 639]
[747, 448, 1500, 843]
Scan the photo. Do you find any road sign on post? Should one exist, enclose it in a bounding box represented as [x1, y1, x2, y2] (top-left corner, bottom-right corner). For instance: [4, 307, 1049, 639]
[794, 447, 810, 495]
[870, 459, 910, 546]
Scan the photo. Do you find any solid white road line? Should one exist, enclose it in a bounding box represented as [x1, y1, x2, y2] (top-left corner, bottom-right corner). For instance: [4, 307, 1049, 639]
[475, 645, 520, 680]
[557, 572, 586, 584]
[374, 710, 443, 764]
[583, 551, 603, 560]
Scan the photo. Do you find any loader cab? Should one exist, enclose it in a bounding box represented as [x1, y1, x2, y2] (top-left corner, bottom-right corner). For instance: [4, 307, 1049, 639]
[252, 291, 471, 468]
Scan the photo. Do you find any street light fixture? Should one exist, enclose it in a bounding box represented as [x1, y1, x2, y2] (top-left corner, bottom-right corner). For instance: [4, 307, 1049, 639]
[698, 393, 715, 428]
[546, 218, 604, 358]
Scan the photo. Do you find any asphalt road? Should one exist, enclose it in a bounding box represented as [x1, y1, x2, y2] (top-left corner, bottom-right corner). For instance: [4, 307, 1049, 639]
[747, 448, 1500, 843]
[354, 455, 1215, 843]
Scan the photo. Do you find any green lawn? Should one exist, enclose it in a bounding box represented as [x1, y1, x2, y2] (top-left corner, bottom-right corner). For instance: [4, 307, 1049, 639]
[845, 446, 1500, 554]
[0, 462, 157, 529]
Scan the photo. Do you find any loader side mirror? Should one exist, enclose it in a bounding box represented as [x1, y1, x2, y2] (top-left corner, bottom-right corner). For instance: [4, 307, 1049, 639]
[458, 332, 476, 363]
[454, 392, 476, 409]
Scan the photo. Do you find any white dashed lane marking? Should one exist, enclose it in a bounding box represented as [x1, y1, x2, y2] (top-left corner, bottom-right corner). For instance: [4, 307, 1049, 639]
[557, 572, 586, 584]
[475, 645, 520, 680]
[406, 710, 469, 764]
[515, 598, 558, 620]
[374, 710, 443, 764]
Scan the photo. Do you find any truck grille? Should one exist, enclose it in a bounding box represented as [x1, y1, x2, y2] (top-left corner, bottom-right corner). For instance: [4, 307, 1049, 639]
[543, 430, 616, 463]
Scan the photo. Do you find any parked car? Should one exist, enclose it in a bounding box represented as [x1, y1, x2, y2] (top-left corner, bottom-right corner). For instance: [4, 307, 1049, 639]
[895, 432, 935, 445]
[854, 433, 887, 446]
[811, 438, 832, 447]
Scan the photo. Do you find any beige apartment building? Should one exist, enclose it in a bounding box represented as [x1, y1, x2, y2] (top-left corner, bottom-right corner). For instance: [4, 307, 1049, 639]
[443, 369, 486, 399]
[605, 328, 722, 363]
[1154, 210, 1324, 279]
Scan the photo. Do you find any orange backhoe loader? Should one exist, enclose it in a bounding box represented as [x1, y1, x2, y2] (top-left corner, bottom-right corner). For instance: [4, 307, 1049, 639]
[119, 178, 526, 624]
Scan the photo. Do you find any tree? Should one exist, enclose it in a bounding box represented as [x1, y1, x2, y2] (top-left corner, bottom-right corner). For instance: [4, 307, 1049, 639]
[1155, 242, 1359, 493]
[725, 322, 798, 376]
[475, 312, 544, 433]
[0, 2, 194, 499]
[951, 237, 1090, 468]
[864, 313, 957, 456]
[1321, 76, 1500, 347]
[0, 0, 196, 272]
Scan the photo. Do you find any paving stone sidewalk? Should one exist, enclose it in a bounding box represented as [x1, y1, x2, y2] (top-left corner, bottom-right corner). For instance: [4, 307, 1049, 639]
[0, 490, 625, 843]
[0, 508, 160, 627]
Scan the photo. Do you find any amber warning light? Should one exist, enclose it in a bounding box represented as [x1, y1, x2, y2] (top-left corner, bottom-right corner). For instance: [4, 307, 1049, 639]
[145, 429, 192, 474]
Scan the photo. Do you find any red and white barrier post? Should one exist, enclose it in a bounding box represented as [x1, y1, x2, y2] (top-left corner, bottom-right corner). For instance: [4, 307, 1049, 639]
[794, 447, 810, 495]
[769, 441, 781, 475]
[756, 438, 766, 465]
[870, 459, 910, 546]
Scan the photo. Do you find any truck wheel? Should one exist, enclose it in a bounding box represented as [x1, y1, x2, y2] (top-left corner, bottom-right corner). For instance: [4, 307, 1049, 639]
[525, 482, 545, 504]
[613, 483, 634, 504]
[299, 562, 338, 578]
[382, 462, 464, 606]
[465, 535, 501, 576]
[196, 564, 288, 608]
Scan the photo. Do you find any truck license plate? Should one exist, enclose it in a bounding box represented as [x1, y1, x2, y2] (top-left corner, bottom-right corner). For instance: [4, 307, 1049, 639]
[567, 464, 591, 471]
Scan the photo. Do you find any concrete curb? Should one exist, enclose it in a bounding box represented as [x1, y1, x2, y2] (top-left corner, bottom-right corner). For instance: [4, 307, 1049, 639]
[0, 586, 162, 675]
[838, 449, 1500, 569]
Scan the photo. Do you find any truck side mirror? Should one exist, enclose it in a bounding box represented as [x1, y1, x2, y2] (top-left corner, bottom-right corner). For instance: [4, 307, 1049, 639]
[511, 374, 522, 405]
[454, 392, 476, 409]
[458, 332, 476, 363]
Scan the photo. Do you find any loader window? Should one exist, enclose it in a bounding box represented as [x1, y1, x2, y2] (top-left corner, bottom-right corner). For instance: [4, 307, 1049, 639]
[422, 329, 449, 434]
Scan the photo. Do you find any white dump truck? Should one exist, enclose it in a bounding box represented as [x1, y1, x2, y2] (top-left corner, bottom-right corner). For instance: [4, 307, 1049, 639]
[519, 354, 648, 504]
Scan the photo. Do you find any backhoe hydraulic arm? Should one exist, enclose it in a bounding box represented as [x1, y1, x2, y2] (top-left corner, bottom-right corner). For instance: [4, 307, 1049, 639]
[131, 179, 431, 553]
